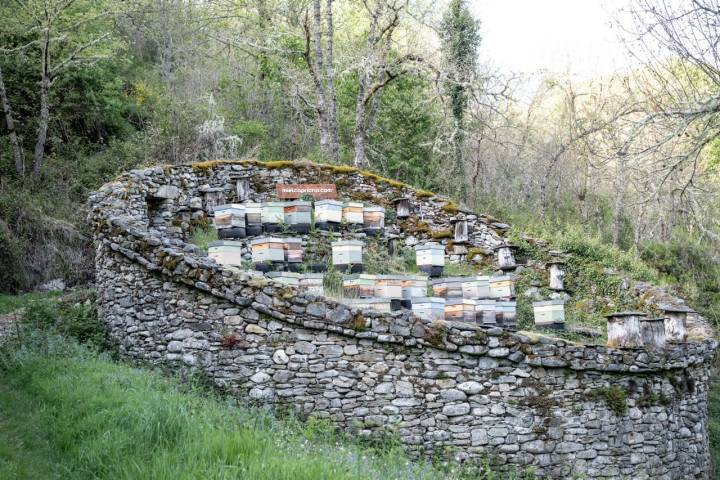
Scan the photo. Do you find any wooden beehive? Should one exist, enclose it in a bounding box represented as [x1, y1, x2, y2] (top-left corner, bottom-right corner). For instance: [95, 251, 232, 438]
[495, 244, 518, 270]
[533, 299, 565, 329]
[445, 299, 477, 322]
[489, 275, 515, 299]
[244, 202, 263, 236]
[332, 240, 363, 268]
[314, 200, 344, 227]
[202, 187, 225, 212]
[261, 202, 285, 229]
[250, 237, 286, 263]
[475, 300, 497, 325]
[415, 243, 445, 277]
[393, 197, 411, 218]
[401, 275, 429, 299]
[496, 301, 517, 329]
[411, 297, 445, 321]
[213, 204, 246, 229]
[606, 311, 646, 348]
[265, 271, 301, 287]
[283, 237, 304, 263]
[284, 200, 312, 233]
[342, 202, 364, 225]
[663, 305, 690, 342]
[299, 273, 325, 296]
[374, 275, 404, 299]
[453, 219, 468, 243]
[641, 317, 666, 350]
[208, 240, 244, 266]
[363, 206, 385, 235]
[462, 275, 490, 299]
[547, 261, 566, 291]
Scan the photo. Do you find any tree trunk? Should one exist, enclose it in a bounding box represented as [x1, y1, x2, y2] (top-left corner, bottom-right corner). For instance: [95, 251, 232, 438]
[352, 6, 380, 169]
[0, 65, 24, 175]
[311, 0, 330, 156]
[323, 0, 339, 162]
[612, 153, 627, 247]
[33, 75, 50, 175]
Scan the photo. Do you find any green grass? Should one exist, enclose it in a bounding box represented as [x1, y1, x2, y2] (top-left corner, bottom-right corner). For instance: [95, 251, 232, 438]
[189, 226, 218, 252]
[0, 327, 536, 480]
[0, 292, 61, 314]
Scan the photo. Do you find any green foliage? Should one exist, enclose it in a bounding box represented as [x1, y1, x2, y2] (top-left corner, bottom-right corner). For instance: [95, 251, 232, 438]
[363, 239, 418, 275]
[442, 262, 480, 276]
[640, 235, 720, 326]
[590, 386, 628, 417]
[188, 227, 218, 253]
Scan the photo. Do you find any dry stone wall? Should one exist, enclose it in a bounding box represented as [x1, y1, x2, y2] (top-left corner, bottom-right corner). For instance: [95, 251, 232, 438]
[89, 160, 717, 479]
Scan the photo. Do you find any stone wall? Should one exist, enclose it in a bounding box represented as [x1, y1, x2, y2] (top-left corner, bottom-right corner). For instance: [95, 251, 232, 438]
[89, 160, 718, 479]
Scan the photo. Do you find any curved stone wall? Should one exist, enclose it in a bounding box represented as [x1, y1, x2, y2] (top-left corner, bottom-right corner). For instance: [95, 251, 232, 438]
[89, 160, 717, 479]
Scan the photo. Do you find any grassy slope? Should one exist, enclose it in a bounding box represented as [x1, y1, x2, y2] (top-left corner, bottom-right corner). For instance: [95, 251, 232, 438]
[0, 326, 533, 480]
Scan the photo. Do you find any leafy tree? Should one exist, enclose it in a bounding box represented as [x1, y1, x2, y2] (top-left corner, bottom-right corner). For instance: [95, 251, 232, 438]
[440, 0, 480, 198]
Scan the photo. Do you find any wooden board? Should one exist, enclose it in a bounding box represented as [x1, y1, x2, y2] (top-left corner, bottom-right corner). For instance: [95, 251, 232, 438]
[276, 184, 337, 200]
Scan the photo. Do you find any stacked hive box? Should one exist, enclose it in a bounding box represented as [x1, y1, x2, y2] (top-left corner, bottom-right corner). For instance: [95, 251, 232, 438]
[533, 299, 566, 330]
[415, 243, 445, 277]
[314, 200, 343, 231]
[284, 201, 312, 234]
[261, 202, 285, 233]
[208, 240, 244, 266]
[213, 204, 246, 239]
[332, 240, 364, 273]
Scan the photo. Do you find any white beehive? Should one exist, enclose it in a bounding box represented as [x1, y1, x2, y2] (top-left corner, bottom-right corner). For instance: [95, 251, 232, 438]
[314, 200, 344, 225]
[445, 299, 477, 322]
[475, 300, 497, 325]
[415, 243, 445, 277]
[374, 275, 404, 299]
[401, 275, 429, 299]
[332, 240, 364, 267]
[411, 297, 445, 321]
[299, 273, 325, 296]
[496, 301, 517, 329]
[208, 241, 244, 266]
[265, 271, 301, 287]
[462, 275, 490, 299]
[213, 204, 246, 229]
[533, 299, 565, 329]
[261, 202, 285, 225]
[489, 275, 515, 299]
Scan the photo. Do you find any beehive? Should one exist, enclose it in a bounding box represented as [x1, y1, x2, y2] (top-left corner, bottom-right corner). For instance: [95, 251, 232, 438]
[489, 275, 515, 298]
[663, 305, 690, 342]
[606, 311, 646, 348]
[415, 243, 445, 277]
[462, 275, 490, 299]
[342, 202, 364, 225]
[640, 317, 666, 350]
[208, 240, 244, 266]
[244, 202, 263, 236]
[475, 300, 497, 325]
[363, 206, 385, 235]
[445, 299, 477, 322]
[374, 275, 404, 299]
[284, 200, 312, 233]
[213, 204, 246, 229]
[314, 200, 343, 228]
[401, 275, 429, 299]
[345, 297, 392, 314]
[343, 274, 376, 298]
[250, 237, 285, 263]
[265, 271, 301, 287]
[411, 297, 445, 321]
[299, 273, 325, 296]
[393, 197, 411, 218]
[332, 240, 363, 270]
[496, 301, 517, 329]
[283, 237, 303, 263]
[261, 202, 285, 232]
[495, 244, 518, 270]
[431, 277, 464, 298]
[532, 299, 565, 329]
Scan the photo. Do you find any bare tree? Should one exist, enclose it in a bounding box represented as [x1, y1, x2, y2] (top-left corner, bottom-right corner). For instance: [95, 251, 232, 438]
[0, 65, 24, 175]
[1, 0, 116, 175]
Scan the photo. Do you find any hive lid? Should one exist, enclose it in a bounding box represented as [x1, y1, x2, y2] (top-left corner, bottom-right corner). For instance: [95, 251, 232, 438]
[300, 273, 325, 280]
[446, 298, 477, 306]
[415, 243, 445, 251]
[496, 300, 517, 307]
[661, 305, 693, 313]
[332, 240, 364, 246]
[412, 297, 445, 303]
[430, 277, 467, 284]
[214, 204, 245, 212]
[344, 201, 364, 207]
[249, 237, 285, 245]
[490, 275, 514, 282]
[362, 206, 385, 212]
[315, 199, 344, 206]
[283, 237, 303, 243]
[266, 271, 301, 279]
[604, 311, 648, 318]
[533, 299, 566, 307]
[208, 240, 244, 248]
[493, 243, 518, 251]
[262, 201, 285, 207]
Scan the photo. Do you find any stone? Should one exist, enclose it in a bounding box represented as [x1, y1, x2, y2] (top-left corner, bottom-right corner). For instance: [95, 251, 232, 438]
[458, 381, 482, 394]
[245, 324, 268, 335]
[442, 403, 470, 416]
[272, 349, 289, 364]
[250, 372, 271, 383]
